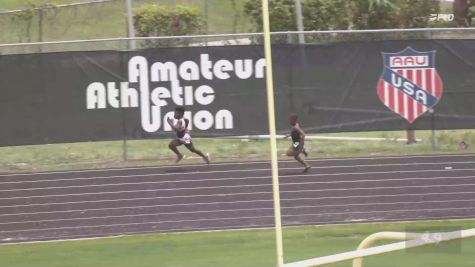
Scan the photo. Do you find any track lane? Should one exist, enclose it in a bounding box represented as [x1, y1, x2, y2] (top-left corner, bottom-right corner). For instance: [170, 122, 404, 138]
[1, 153, 474, 243]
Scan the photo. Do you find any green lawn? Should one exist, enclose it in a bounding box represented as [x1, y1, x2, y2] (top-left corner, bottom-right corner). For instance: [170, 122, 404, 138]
[0, 0, 252, 46]
[0, 0, 83, 10]
[0, 0, 32, 10]
[1, 220, 474, 267]
[0, 130, 473, 173]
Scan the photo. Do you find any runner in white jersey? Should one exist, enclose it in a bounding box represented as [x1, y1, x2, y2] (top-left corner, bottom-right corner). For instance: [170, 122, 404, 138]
[167, 106, 210, 164]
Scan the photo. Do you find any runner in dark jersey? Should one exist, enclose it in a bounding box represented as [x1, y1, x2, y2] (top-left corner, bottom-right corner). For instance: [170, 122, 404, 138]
[167, 107, 210, 164]
[285, 114, 310, 172]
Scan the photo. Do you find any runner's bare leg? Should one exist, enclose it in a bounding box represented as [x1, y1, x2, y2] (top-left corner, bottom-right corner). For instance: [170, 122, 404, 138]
[169, 140, 183, 163]
[294, 154, 311, 172]
[185, 143, 210, 164]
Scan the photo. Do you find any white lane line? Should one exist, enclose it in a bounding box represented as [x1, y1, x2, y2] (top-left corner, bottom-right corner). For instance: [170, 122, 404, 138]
[282, 206, 475, 218]
[0, 225, 277, 245]
[1, 179, 475, 202]
[0, 208, 274, 225]
[1, 160, 475, 185]
[3, 216, 475, 246]
[2, 171, 475, 193]
[0, 197, 273, 209]
[1, 168, 475, 200]
[282, 191, 475, 202]
[1, 206, 473, 234]
[4, 189, 475, 211]
[1, 153, 473, 177]
[3, 198, 474, 219]
[5, 187, 475, 213]
[4, 215, 475, 246]
[0, 180, 273, 193]
[279, 183, 475, 194]
[298, 216, 475, 228]
[286, 199, 475, 210]
[2, 199, 474, 225]
[1, 215, 276, 233]
[0, 235, 128, 246]
[0, 176, 475, 217]
[0, 199, 273, 217]
[0, 166, 278, 181]
[0, 189, 273, 201]
[0, 161, 273, 177]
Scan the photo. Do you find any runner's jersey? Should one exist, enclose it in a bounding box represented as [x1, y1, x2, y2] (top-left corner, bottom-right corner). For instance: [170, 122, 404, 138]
[176, 118, 189, 138]
[291, 124, 301, 143]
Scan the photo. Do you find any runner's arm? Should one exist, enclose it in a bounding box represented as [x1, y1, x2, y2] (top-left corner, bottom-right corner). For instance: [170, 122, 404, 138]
[167, 118, 183, 131]
[296, 126, 305, 147]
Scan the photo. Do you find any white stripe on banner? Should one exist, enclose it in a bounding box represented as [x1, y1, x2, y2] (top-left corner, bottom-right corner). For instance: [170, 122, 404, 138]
[431, 68, 436, 97]
[421, 69, 428, 112]
[394, 70, 399, 113]
[412, 70, 418, 118]
[394, 88, 399, 113]
[384, 81, 389, 106]
[402, 69, 408, 120]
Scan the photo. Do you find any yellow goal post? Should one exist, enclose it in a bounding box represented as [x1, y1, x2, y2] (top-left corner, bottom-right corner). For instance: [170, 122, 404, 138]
[282, 228, 475, 267]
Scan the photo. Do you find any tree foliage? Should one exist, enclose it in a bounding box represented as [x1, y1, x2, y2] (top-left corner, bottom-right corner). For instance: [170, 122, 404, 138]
[471, 3, 475, 26]
[133, 4, 204, 47]
[243, 0, 297, 32]
[244, 0, 440, 31]
[453, 0, 475, 26]
[303, 0, 351, 30]
[352, 0, 439, 29]
[243, 0, 350, 31]
[10, 0, 60, 44]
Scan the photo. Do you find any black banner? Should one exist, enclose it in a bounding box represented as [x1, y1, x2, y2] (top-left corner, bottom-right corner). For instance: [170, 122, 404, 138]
[287, 40, 475, 132]
[1, 40, 474, 146]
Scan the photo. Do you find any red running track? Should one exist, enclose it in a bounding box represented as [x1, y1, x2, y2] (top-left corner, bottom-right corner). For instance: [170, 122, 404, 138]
[1, 154, 475, 243]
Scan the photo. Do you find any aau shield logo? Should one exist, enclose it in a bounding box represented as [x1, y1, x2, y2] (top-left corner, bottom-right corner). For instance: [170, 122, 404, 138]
[377, 47, 443, 123]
